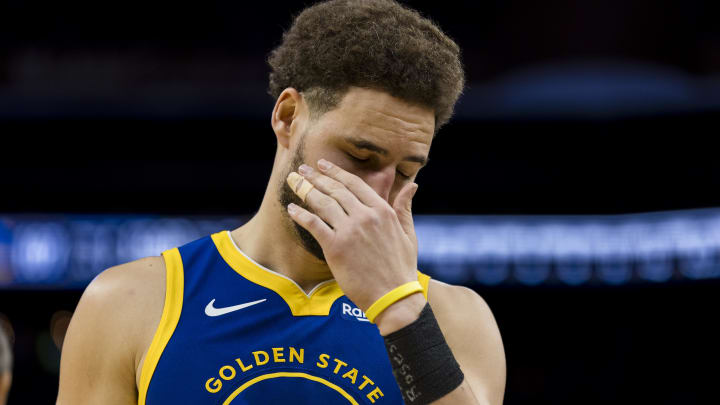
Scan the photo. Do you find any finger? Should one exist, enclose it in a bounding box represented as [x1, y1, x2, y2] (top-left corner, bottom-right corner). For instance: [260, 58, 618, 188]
[315, 158, 385, 208]
[297, 163, 364, 215]
[286, 202, 334, 246]
[393, 182, 419, 240]
[287, 171, 348, 228]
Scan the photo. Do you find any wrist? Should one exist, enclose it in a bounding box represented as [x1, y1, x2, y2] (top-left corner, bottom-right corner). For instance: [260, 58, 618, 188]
[375, 292, 426, 336]
[382, 301, 465, 404]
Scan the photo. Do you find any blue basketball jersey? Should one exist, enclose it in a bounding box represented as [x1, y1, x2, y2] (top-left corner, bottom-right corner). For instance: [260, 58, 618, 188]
[137, 230, 431, 405]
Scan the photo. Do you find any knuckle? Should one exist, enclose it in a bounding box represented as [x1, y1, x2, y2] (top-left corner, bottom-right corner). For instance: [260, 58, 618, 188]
[359, 211, 381, 227]
[345, 174, 362, 189]
[302, 209, 317, 222]
[316, 196, 335, 210]
[326, 182, 345, 196]
[380, 206, 396, 218]
[373, 206, 395, 223]
[299, 210, 312, 223]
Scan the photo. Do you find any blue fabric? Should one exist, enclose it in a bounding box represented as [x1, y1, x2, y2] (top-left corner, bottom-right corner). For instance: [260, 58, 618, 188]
[146, 233, 404, 404]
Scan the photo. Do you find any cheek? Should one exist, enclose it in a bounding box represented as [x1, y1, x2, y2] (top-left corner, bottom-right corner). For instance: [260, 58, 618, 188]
[324, 151, 358, 173]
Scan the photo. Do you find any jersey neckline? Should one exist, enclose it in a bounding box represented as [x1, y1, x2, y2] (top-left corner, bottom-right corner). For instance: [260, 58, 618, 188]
[211, 230, 345, 316]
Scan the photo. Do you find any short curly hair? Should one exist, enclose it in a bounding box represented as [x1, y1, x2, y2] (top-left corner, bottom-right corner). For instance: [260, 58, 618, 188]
[267, 0, 465, 134]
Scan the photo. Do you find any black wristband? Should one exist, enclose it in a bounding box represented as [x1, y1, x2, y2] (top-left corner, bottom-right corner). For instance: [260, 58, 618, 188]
[383, 302, 464, 404]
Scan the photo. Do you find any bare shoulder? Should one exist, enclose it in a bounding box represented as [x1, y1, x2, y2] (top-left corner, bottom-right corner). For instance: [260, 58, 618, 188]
[57, 256, 166, 405]
[427, 280, 495, 322]
[84, 255, 166, 314]
[78, 255, 167, 358]
[427, 279, 507, 405]
[426, 280, 503, 355]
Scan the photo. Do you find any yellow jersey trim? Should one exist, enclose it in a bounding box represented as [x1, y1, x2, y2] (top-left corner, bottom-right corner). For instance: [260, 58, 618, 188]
[212, 231, 344, 316]
[212, 230, 432, 316]
[137, 248, 185, 405]
[223, 371, 359, 405]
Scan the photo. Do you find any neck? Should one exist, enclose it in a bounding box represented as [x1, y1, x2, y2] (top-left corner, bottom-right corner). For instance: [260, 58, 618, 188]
[229, 183, 334, 295]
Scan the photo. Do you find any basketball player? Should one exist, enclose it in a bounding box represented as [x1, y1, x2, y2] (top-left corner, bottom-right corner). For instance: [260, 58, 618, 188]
[57, 1, 505, 404]
[0, 327, 11, 405]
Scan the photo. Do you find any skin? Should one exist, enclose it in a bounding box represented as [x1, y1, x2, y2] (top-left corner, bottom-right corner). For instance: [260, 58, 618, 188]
[0, 372, 10, 405]
[56, 86, 506, 405]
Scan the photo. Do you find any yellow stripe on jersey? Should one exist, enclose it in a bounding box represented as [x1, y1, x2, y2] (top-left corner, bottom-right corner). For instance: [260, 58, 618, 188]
[212, 230, 432, 316]
[212, 231, 344, 316]
[137, 247, 185, 405]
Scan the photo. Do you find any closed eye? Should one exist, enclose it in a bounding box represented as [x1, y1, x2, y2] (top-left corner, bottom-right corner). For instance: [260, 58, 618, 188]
[347, 154, 368, 163]
[346, 153, 411, 179]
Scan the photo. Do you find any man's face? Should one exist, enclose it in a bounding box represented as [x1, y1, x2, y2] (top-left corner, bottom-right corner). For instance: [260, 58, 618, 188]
[278, 87, 435, 262]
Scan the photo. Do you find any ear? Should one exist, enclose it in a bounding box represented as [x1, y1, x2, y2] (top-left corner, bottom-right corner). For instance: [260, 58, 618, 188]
[271, 88, 304, 150]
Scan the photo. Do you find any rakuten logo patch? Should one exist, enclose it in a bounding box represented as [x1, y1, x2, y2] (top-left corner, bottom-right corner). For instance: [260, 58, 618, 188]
[341, 302, 370, 322]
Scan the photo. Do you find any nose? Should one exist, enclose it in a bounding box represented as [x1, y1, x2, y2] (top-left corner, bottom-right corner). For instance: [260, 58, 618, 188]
[360, 165, 397, 204]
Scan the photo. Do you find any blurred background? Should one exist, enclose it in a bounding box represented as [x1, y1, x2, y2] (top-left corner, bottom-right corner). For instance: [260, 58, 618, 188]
[1, 0, 719, 403]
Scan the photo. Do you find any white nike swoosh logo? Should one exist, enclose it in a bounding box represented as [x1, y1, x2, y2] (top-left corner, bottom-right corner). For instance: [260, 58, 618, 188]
[204, 298, 267, 317]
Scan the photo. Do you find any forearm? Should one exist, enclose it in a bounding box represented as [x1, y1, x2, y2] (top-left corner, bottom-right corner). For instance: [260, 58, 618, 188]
[427, 379, 483, 404]
[374, 292, 427, 336]
[376, 294, 480, 404]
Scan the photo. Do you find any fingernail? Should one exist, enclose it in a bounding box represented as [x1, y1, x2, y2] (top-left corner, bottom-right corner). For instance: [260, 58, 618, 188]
[298, 164, 313, 176]
[318, 159, 332, 171]
[288, 203, 298, 214]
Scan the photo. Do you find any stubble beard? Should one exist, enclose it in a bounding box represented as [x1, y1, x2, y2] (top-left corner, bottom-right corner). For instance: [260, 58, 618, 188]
[277, 131, 327, 263]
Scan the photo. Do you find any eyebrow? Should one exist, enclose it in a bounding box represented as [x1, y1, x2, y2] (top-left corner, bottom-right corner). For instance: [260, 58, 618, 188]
[344, 137, 429, 167]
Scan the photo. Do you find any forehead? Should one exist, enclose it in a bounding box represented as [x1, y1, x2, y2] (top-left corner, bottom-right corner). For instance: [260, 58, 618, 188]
[317, 87, 435, 147]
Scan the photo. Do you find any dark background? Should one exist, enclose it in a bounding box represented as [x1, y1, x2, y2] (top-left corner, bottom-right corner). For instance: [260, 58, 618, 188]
[1, 0, 719, 403]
